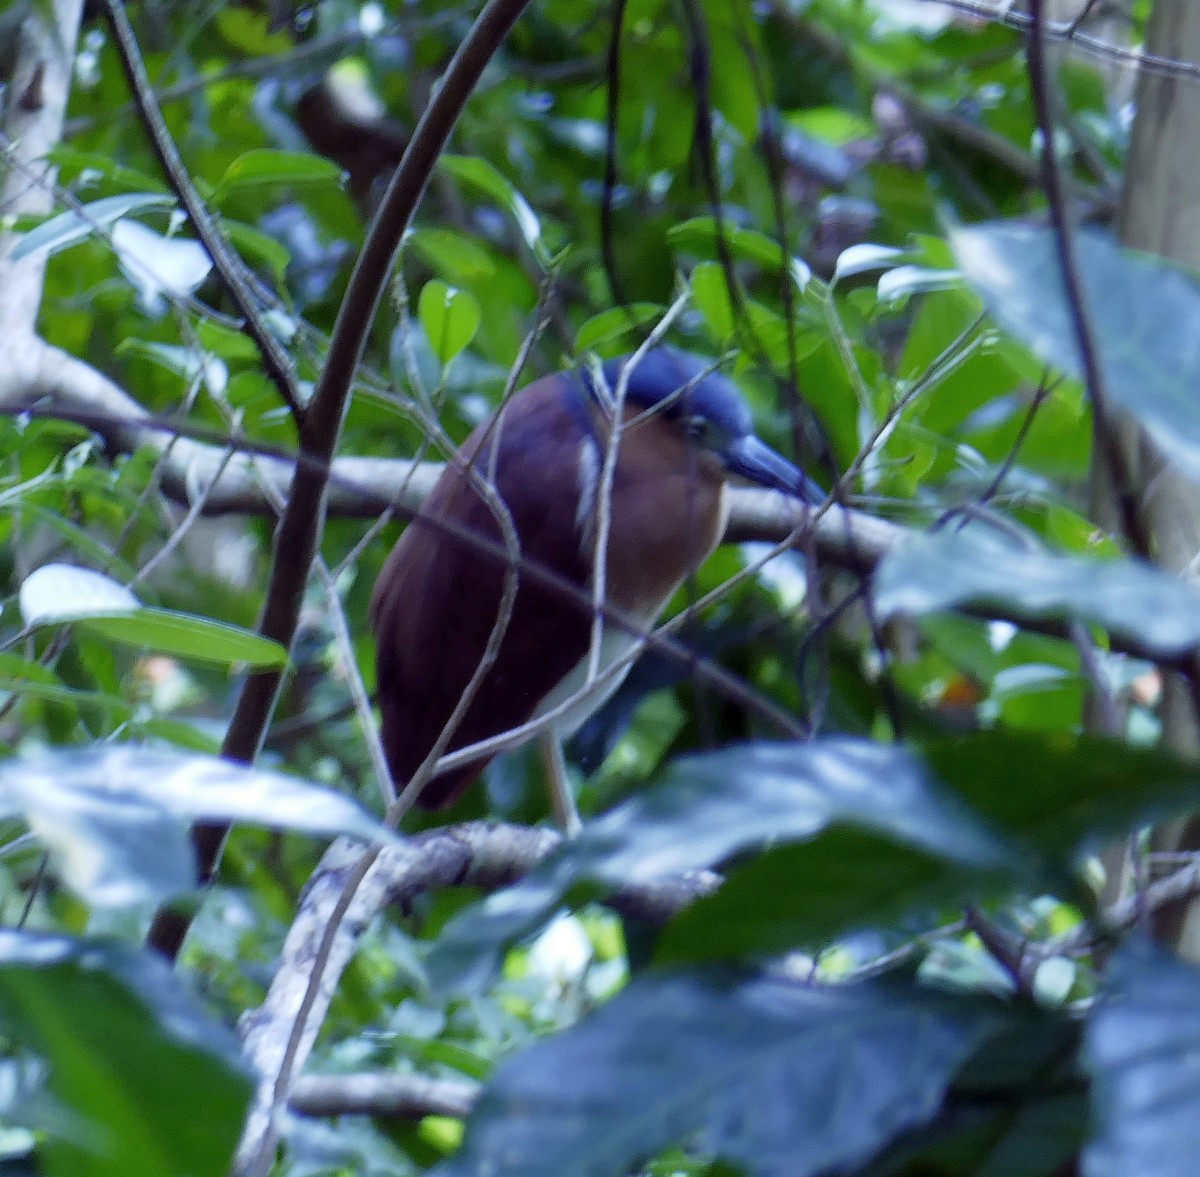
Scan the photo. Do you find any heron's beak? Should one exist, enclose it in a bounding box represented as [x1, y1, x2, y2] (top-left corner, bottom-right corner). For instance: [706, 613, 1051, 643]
[722, 435, 824, 505]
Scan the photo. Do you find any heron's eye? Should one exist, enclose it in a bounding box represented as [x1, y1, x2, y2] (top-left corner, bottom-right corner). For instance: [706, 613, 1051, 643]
[686, 414, 709, 441]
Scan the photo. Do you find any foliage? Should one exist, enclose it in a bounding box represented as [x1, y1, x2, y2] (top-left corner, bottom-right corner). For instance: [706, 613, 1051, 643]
[2, 0, 1199, 1176]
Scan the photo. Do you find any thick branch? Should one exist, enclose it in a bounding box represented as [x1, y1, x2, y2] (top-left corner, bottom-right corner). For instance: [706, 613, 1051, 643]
[0, 343, 901, 560]
[0, 0, 85, 337]
[289, 1072, 479, 1121]
[237, 822, 715, 1166]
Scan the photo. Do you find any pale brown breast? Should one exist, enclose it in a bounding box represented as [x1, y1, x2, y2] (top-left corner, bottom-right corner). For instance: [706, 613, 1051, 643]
[600, 411, 728, 617]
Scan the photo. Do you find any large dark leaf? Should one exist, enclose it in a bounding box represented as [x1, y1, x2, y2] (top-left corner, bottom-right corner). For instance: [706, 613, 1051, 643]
[1084, 939, 1200, 1177]
[427, 740, 1017, 994]
[0, 746, 392, 906]
[435, 969, 995, 1177]
[0, 931, 252, 1177]
[952, 223, 1200, 483]
[875, 527, 1200, 657]
[859, 1013, 1085, 1177]
[661, 733, 1200, 964]
[656, 828, 1001, 964]
[926, 733, 1200, 859]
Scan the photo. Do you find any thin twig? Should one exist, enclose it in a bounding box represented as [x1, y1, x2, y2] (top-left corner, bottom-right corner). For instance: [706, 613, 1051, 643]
[102, 0, 303, 423]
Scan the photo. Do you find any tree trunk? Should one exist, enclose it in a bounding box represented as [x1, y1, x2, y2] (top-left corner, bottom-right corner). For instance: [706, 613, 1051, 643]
[1116, 0, 1200, 956]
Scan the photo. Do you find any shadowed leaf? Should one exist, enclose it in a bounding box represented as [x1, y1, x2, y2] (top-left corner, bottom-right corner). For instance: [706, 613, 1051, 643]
[876, 527, 1200, 657]
[1085, 940, 1200, 1177]
[0, 931, 252, 1177]
[427, 739, 1016, 995]
[435, 969, 995, 1177]
[0, 746, 393, 905]
[953, 223, 1200, 484]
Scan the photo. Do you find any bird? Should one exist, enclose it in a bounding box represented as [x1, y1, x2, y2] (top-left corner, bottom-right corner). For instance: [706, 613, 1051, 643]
[371, 347, 822, 830]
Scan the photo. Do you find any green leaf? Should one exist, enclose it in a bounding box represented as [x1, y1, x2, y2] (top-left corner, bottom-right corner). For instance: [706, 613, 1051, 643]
[434, 731, 1200, 986]
[666, 733, 1200, 964]
[418, 280, 482, 366]
[214, 149, 343, 197]
[574, 303, 662, 354]
[214, 5, 292, 53]
[224, 219, 291, 283]
[1085, 940, 1200, 1177]
[857, 1012, 1085, 1177]
[435, 969, 995, 1177]
[410, 228, 498, 282]
[83, 610, 286, 668]
[656, 828, 1002, 964]
[668, 217, 787, 270]
[0, 745, 395, 906]
[439, 155, 542, 254]
[10, 193, 175, 261]
[19, 564, 286, 668]
[0, 930, 252, 1177]
[690, 262, 735, 345]
[875, 527, 1200, 658]
[952, 222, 1200, 485]
[45, 148, 169, 195]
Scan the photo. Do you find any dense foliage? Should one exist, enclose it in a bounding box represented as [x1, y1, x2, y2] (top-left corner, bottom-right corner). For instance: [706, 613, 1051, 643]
[3, 0, 1200, 1175]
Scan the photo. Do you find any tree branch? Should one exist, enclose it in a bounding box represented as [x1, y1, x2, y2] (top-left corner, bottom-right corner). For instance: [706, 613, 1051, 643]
[0, 0, 85, 338]
[289, 1071, 480, 1121]
[101, 0, 304, 422]
[237, 821, 716, 1167]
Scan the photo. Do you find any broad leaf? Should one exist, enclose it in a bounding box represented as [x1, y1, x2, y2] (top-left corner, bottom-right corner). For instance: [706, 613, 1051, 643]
[691, 261, 736, 344]
[432, 733, 1200, 986]
[574, 303, 662, 354]
[0, 930, 252, 1177]
[656, 828, 1002, 964]
[668, 217, 787, 269]
[1085, 940, 1200, 1177]
[0, 746, 393, 905]
[858, 1013, 1085, 1177]
[10, 193, 175, 261]
[439, 154, 542, 254]
[214, 149, 343, 196]
[875, 527, 1200, 657]
[435, 969, 994, 1177]
[85, 611, 286, 667]
[663, 733, 1200, 964]
[419, 280, 482, 366]
[20, 564, 286, 667]
[953, 223, 1200, 484]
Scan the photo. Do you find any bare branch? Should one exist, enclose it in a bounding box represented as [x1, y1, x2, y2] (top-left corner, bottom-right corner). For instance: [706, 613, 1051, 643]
[0, 0, 85, 337]
[101, 0, 304, 421]
[237, 821, 717, 1168]
[289, 1072, 480, 1121]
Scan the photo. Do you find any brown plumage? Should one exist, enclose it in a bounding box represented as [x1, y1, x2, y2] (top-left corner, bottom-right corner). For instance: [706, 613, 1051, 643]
[372, 349, 816, 813]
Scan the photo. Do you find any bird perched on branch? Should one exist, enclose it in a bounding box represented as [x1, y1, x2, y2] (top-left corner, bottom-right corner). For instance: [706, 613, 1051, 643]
[371, 348, 822, 831]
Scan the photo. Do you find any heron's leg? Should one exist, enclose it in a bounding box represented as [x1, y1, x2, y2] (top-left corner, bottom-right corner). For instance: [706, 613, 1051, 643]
[539, 733, 581, 836]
